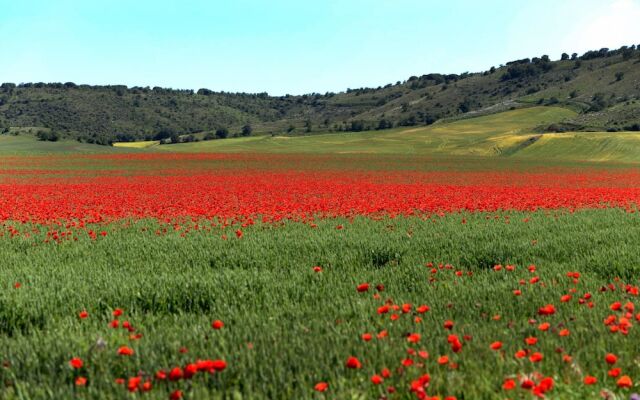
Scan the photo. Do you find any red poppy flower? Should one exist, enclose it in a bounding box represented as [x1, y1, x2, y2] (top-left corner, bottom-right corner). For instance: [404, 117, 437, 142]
[345, 356, 361, 369]
[605, 353, 618, 364]
[443, 320, 454, 330]
[583, 376, 597, 385]
[524, 337, 538, 345]
[538, 304, 556, 316]
[69, 357, 83, 369]
[490, 341, 502, 350]
[312, 266, 322, 273]
[356, 283, 370, 292]
[75, 376, 87, 386]
[371, 374, 383, 385]
[113, 308, 123, 317]
[314, 382, 328, 392]
[608, 368, 621, 377]
[407, 333, 421, 343]
[361, 333, 372, 341]
[502, 379, 516, 390]
[117, 346, 134, 356]
[170, 390, 183, 400]
[617, 375, 632, 388]
[529, 352, 543, 362]
[212, 320, 224, 330]
[78, 310, 89, 319]
[169, 367, 183, 381]
[437, 355, 449, 365]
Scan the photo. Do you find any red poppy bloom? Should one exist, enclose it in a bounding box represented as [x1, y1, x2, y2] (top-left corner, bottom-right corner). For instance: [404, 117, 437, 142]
[312, 266, 322, 273]
[443, 320, 454, 330]
[345, 356, 361, 369]
[605, 353, 618, 364]
[117, 346, 134, 356]
[524, 337, 538, 345]
[502, 379, 516, 390]
[113, 308, 123, 317]
[75, 376, 87, 386]
[407, 333, 421, 343]
[617, 375, 632, 388]
[583, 376, 597, 385]
[169, 367, 183, 381]
[371, 374, 383, 385]
[356, 283, 369, 292]
[170, 390, 183, 400]
[314, 382, 328, 392]
[529, 352, 543, 362]
[437, 355, 449, 365]
[212, 320, 224, 330]
[361, 333, 372, 341]
[78, 310, 89, 319]
[490, 341, 502, 350]
[69, 357, 83, 369]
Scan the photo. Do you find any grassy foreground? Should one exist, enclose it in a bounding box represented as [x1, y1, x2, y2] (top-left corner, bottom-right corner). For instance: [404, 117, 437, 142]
[2, 210, 640, 399]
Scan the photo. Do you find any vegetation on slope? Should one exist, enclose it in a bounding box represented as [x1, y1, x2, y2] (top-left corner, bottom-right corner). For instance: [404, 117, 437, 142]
[0, 45, 639, 145]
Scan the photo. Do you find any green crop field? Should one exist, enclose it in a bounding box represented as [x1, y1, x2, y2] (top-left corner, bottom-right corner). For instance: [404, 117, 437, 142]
[2, 105, 640, 399]
[2, 212, 640, 399]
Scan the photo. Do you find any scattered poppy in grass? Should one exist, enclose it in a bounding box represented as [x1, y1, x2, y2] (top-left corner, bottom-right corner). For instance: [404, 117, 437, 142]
[407, 333, 421, 343]
[78, 310, 89, 319]
[443, 320, 454, 330]
[69, 358, 83, 369]
[75, 376, 87, 386]
[377, 330, 388, 339]
[529, 352, 543, 362]
[605, 353, 618, 364]
[538, 304, 556, 316]
[559, 329, 570, 337]
[381, 368, 391, 378]
[345, 356, 361, 369]
[170, 390, 183, 400]
[115, 378, 125, 385]
[416, 305, 430, 313]
[401, 358, 414, 367]
[490, 341, 502, 350]
[538, 322, 550, 331]
[371, 375, 383, 385]
[312, 266, 322, 273]
[608, 368, 621, 378]
[212, 320, 224, 330]
[502, 379, 516, 390]
[584, 376, 597, 385]
[513, 289, 522, 296]
[235, 229, 243, 238]
[141, 381, 152, 392]
[13, 282, 21, 289]
[617, 376, 633, 388]
[560, 294, 572, 302]
[155, 370, 167, 380]
[515, 349, 527, 359]
[169, 367, 183, 381]
[356, 283, 370, 292]
[361, 333, 372, 342]
[117, 346, 134, 356]
[377, 305, 390, 314]
[113, 308, 123, 317]
[524, 337, 538, 346]
[437, 355, 449, 365]
[314, 382, 328, 392]
[110, 320, 120, 328]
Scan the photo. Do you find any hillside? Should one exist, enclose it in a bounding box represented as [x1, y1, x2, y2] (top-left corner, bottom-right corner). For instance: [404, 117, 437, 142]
[1, 45, 639, 145]
[3, 106, 640, 164]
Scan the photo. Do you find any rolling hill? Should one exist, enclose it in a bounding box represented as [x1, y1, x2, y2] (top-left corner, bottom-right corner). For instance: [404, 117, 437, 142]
[0, 45, 639, 146]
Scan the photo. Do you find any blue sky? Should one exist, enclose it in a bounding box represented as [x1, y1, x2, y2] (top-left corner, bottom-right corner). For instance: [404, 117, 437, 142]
[1, 0, 639, 95]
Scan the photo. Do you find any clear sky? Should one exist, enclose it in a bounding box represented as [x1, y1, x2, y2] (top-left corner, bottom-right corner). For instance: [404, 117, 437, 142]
[1, 0, 639, 95]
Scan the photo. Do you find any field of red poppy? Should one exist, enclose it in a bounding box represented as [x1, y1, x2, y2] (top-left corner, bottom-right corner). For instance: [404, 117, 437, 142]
[2, 152, 640, 399]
